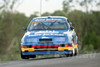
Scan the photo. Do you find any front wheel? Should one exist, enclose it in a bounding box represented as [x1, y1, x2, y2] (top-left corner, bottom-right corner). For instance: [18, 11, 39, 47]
[30, 55, 36, 58]
[21, 52, 29, 59]
[65, 54, 69, 57]
[69, 51, 73, 57]
[65, 50, 73, 57]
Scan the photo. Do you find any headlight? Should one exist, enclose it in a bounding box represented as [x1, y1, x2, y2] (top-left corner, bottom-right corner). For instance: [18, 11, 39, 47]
[54, 37, 65, 42]
[25, 38, 38, 42]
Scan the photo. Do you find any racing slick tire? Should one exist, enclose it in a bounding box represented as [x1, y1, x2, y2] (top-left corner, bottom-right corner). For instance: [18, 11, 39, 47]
[21, 53, 29, 59]
[74, 48, 78, 56]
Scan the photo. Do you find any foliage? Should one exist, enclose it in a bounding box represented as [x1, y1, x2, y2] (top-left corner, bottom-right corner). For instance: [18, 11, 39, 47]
[82, 32, 99, 50]
[0, 0, 100, 62]
[63, 0, 100, 13]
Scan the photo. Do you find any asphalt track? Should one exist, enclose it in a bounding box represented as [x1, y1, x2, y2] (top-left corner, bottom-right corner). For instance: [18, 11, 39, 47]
[0, 53, 100, 67]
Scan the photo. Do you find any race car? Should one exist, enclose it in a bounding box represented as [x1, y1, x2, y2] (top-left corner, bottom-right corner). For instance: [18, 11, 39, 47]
[21, 16, 78, 59]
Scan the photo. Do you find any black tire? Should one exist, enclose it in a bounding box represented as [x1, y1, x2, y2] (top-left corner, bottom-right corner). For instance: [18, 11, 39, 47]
[30, 55, 36, 58]
[65, 53, 73, 57]
[69, 53, 73, 57]
[65, 54, 69, 57]
[65, 50, 73, 57]
[21, 52, 29, 59]
[69, 50, 73, 57]
[74, 49, 78, 56]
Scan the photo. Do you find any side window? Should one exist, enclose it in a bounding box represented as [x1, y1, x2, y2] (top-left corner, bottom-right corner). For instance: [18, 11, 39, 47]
[72, 35, 76, 44]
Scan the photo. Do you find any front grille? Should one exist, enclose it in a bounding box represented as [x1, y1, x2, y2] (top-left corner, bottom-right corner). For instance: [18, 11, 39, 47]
[35, 48, 58, 51]
[35, 47, 58, 49]
[35, 50, 58, 51]
[39, 39, 52, 41]
[34, 45, 59, 51]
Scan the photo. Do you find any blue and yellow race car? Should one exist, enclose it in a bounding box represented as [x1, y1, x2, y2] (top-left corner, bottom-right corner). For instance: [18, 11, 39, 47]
[21, 16, 78, 59]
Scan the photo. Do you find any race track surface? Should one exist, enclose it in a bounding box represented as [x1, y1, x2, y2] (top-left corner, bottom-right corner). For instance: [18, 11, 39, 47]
[0, 53, 100, 67]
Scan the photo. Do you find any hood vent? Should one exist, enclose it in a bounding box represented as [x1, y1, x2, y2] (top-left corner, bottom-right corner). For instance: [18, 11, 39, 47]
[39, 39, 52, 41]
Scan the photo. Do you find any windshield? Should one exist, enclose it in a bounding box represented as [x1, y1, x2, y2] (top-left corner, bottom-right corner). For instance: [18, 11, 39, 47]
[28, 21, 68, 30]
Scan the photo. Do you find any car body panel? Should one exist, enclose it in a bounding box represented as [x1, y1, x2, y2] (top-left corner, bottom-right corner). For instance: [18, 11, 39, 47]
[21, 16, 78, 56]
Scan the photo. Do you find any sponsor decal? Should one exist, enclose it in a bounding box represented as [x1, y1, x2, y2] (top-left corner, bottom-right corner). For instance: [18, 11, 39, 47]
[34, 18, 63, 22]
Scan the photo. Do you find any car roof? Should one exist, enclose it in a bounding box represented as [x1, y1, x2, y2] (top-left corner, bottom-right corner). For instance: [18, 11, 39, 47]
[32, 16, 68, 20]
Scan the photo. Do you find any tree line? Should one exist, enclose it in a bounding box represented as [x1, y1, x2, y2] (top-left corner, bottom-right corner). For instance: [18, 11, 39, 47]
[0, 0, 100, 61]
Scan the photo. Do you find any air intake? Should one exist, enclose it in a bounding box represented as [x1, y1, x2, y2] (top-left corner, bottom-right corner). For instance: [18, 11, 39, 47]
[39, 39, 52, 41]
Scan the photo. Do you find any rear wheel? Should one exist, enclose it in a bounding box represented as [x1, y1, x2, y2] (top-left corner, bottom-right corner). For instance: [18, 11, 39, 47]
[74, 48, 78, 56]
[69, 46, 75, 57]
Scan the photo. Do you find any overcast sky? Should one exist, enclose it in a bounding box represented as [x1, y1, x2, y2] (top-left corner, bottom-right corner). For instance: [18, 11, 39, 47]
[14, 0, 63, 17]
[14, 0, 100, 17]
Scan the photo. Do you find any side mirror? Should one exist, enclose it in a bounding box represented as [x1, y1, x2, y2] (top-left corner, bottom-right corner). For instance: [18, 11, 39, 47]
[23, 27, 27, 31]
[70, 26, 74, 30]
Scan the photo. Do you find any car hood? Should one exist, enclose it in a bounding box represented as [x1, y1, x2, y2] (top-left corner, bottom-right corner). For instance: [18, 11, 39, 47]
[21, 30, 73, 45]
[25, 30, 68, 37]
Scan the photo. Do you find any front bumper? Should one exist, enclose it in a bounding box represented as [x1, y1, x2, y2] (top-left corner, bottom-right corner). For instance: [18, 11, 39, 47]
[22, 50, 72, 55]
[21, 46, 73, 55]
[21, 47, 73, 52]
